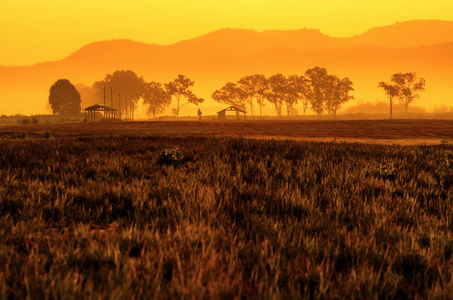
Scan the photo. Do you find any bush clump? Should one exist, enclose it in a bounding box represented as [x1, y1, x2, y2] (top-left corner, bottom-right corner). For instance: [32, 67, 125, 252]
[44, 131, 53, 139]
[376, 162, 398, 180]
[156, 148, 183, 166]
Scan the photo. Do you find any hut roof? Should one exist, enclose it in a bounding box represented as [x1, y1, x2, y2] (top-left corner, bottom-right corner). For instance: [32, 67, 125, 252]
[217, 106, 246, 114]
[83, 104, 117, 112]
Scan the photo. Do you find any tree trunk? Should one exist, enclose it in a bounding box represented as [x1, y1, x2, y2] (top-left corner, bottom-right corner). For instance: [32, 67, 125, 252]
[275, 103, 282, 117]
[389, 97, 393, 119]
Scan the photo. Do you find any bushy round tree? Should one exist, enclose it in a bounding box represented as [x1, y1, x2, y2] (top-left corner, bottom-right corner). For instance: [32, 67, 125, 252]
[48, 79, 81, 116]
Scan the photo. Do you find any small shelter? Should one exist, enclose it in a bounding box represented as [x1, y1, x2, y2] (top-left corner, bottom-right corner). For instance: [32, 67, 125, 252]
[83, 104, 117, 122]
[217, 106, 246, 120]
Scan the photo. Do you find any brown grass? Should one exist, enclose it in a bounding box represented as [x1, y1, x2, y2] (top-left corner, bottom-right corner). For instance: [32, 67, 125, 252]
[1, 119, 453, 144]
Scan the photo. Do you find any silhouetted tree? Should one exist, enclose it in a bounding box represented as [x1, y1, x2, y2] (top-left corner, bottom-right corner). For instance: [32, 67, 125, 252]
[165, 75, 204, 117]
[288, 75, 311, 116]
[256, 78, 269, 117]
[323, 75, 338, 116]
[48, 79, 81, 116]
[93, 70, 145, 118]
[75, 83, 97, 107]
[267, 74, 292, 116]
[304, 67, 353, 117]
[330, 77, 354, 116]
[378, 81, 400, 119]
[212, 82, 247, 111]
[305, 67, 329, 116]
[237, 74, 268, 117]
[391, 72, 425, 114]
[143, 82, 172, 118]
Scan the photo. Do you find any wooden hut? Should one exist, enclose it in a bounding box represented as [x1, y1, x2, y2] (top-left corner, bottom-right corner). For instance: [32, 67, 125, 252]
[83, 104, 117, 122]
[217, 106, 246, 120]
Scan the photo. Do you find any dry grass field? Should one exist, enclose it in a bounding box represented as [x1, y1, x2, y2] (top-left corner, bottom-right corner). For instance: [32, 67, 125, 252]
[1, 119, 453, 144]
[3, 119, 453, 298]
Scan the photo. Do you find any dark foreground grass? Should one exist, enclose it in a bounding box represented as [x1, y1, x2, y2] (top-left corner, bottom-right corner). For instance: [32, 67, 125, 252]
[1, 136, 453, 298]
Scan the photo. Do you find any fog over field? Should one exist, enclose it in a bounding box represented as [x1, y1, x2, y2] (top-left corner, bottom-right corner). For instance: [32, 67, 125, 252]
[1, 20, 453, 116]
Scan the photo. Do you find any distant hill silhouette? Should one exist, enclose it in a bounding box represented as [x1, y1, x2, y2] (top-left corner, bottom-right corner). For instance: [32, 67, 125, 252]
[350, 20, 453, 47]
[1, 20, 453, 115]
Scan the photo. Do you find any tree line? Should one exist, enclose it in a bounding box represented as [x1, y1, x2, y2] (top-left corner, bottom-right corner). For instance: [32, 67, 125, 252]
[48, 68, 426, 119]
[212, 67, 354, 117]
[49, 67, 354, 118]
[49, 71, 204, 118]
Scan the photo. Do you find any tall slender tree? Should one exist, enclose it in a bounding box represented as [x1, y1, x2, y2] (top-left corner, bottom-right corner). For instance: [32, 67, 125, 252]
[256, 80, 269, 117]
[330, 77, 354, 117]
[165, 75, 204, 117]
[288, 75, 311, 116]
[378, 81, 400, 119]
[305, 67, 329, 116]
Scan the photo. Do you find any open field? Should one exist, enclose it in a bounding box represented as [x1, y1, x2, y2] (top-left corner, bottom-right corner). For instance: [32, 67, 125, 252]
[2, 119, 453, 144]
[2, 129, 453, 298]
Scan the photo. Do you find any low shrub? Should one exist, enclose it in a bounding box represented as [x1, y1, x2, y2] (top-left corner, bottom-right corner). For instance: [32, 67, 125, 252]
[44, 131, 53, 139]
[156, 148, 184, 166]
[376, 162, 398, 180]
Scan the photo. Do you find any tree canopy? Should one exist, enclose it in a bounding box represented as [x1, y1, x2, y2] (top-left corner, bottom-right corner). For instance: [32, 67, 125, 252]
[305, 67, 330, 116]
[143, 82, 172, 118]
[266, 74, 292, 116]
[237, 74, 268, 116]
[391, 72, 425, 114]
[93, 70, 145, 115]
[48, 79, 81, 116]
[212, 82, 247, 112]
[288, 75, 311, 116]
[303, 67, 354, 116]
[329, 77, 354, 116]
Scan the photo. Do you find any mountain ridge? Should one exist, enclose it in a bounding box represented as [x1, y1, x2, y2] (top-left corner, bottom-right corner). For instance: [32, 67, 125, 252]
[1, 19, 453, 115]
[2, 19, 453, 69]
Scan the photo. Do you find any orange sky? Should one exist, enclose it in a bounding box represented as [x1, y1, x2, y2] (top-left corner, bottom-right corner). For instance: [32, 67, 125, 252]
[1, 0, 453, 66]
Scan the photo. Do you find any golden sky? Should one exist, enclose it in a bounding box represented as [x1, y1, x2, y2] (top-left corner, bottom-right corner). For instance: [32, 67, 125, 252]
[1, 0, 453, 66]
